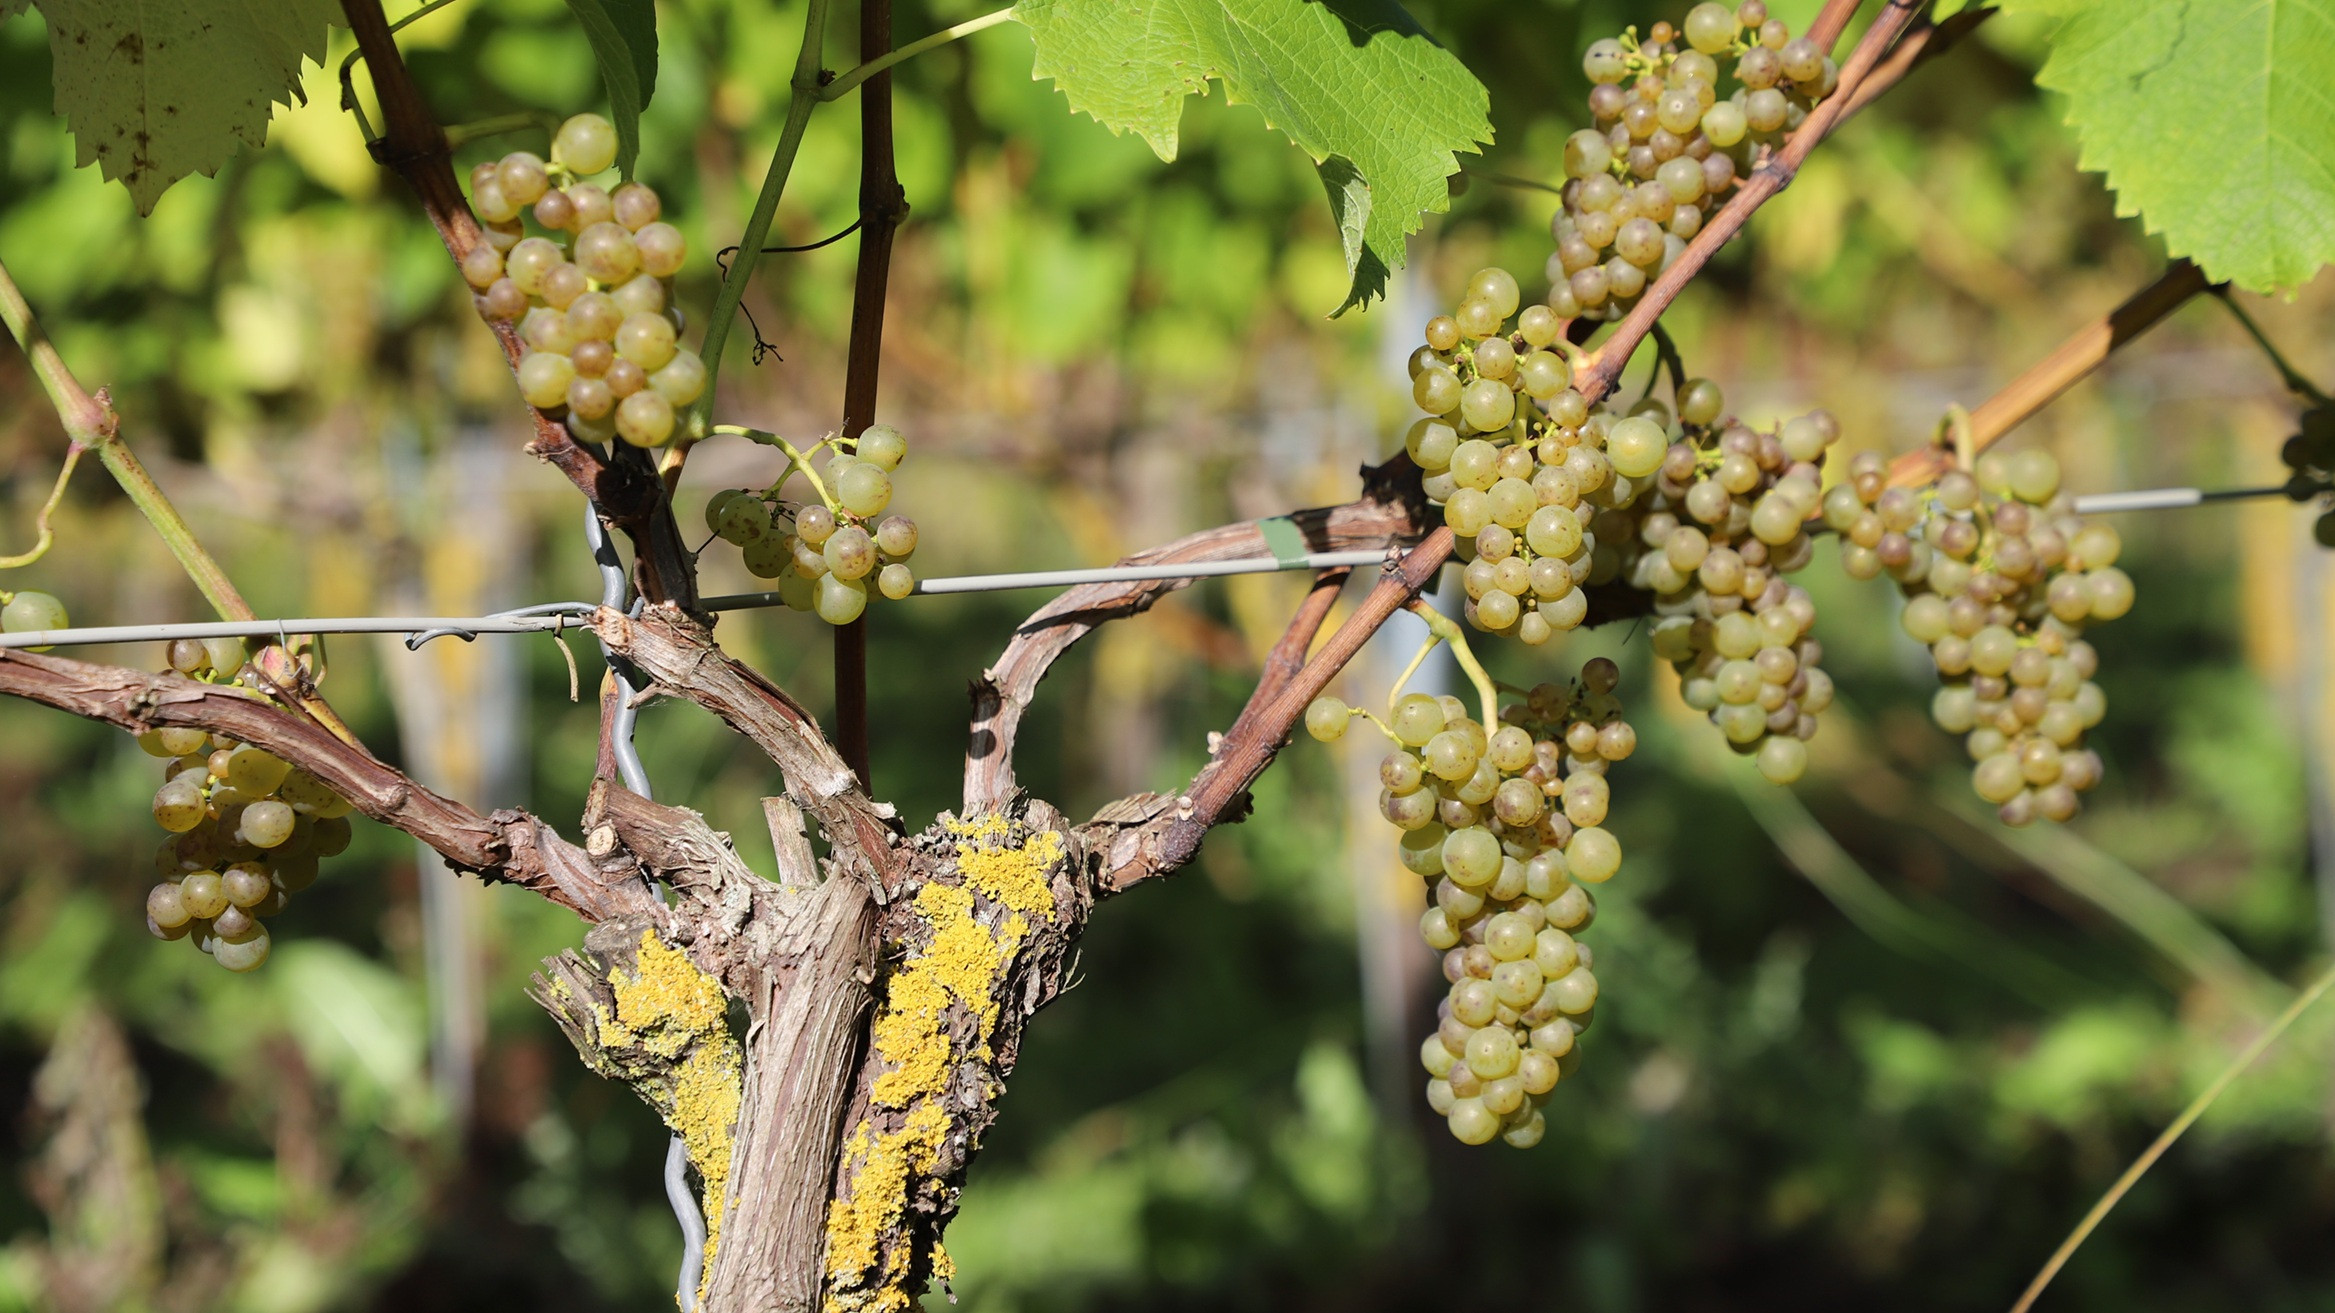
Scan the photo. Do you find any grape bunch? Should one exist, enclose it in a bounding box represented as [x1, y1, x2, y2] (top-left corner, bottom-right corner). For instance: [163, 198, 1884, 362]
[1404, 267, 1629, 644]
[461, 114, 703, 449]
[1309, 660, 1634, 1147]
[1826, 447, 2126, 824]
[1, 589, 70, 650]
[1610, 391, 1842, 785]
[2277, 402, 2335, 545]
[1550, 1, 1834, 323]
[138, 638, 354, 971]
[703, 424, 921, 626]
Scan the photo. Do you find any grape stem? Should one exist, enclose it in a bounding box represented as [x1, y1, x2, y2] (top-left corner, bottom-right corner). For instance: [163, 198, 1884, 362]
[2209, 288, 2332, 406]
[670, 0, 838, 473]
[0, 442, 83, 571]
[1404, 600, 1498, 733]
[829, 0, 913, 792]
[1643, 321, 1688, 405]
[444, 111, 559, 150]
[711, 425, 842, 512]
[339, 0, 695, 607]
[1346, 707, 1401, 746]
[1458, 167, 1565, 197]
[818, 7, 1016, 103]
[2008, 958, 2335, 1313]
[1385, 633, 1440, 710]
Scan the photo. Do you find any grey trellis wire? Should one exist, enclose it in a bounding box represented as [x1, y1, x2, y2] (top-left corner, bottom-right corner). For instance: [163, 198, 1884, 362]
[0, 484, 2309, 654]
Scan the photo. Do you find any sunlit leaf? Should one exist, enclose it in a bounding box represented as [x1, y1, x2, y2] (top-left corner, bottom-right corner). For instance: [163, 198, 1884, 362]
[2003, 0, 2335, 290]
[1012, 0, 1490, 312]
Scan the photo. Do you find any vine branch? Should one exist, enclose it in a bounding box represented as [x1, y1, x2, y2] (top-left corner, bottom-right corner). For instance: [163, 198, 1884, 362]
[1888, 260, 2211, 487]
[669, 0, 837, 471]
[337, 0, 695, 608]
[0, 648, 654, 921]
[832, 0, 911, 789]
[819, 7, 1014, 102]
[1572, 0, 1927, 400]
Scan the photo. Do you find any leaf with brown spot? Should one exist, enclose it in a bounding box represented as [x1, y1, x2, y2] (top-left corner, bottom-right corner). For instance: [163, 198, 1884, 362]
[27, 0, 340, 213]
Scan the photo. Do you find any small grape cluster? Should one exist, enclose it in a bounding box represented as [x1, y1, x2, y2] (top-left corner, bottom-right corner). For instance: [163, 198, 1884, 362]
[1611, 390, 1841, 784]
[1826, 448, 2127, 824]
[1309, 660, 1633, 1147]
[1, 589, 70, 649]
[1404, 267, 1630, 643]
[704, 424, 921, 626]
[2278, 403, 2335, 545]
[139, 639, 353, 971]
[461, 114, 703, 449]
[1550, 2, 1833, 323]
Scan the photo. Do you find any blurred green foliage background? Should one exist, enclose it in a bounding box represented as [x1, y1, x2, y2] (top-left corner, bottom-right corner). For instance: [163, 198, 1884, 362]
[2, 0, 2333, 1309]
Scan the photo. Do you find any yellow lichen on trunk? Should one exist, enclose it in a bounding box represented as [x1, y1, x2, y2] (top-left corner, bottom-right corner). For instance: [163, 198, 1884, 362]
[599, 928, 743, 1299]
[822, 819, 1064, 1313]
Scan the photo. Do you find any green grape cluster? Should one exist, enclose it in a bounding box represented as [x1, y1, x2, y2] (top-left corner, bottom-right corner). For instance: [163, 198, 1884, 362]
[1827, 448, 2126, 824]
[704, 424, 919, 626]
[1, 589, 70, 650]
[1405, 267, 1637, 644]
[1310, 660, 1634, 1147]
[461, 114, 703, 449]
[1550, 1, 1834, 323]
[138, 639, 354, 971]
[1604, 388, 1841, 784]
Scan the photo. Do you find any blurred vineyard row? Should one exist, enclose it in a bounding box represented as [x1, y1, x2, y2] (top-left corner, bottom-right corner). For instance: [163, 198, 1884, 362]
[2, 0, 2332, 1309]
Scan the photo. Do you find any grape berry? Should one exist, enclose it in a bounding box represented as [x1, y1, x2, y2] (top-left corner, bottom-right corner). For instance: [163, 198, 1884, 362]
[1, 589, 70, 651]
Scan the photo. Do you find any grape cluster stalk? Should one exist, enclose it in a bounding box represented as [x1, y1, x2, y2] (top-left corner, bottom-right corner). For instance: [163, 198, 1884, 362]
[703, 424, 922, 626]
[462, 114, 704, 449]
[1550, 1, 1834, 324]
[1828, 447, 2128, 823]
[1310, 661, 1632, 1146]
[139, 638, 355, 970]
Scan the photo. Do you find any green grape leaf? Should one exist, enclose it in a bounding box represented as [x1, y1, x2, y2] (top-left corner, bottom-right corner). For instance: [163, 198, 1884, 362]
[1, 0, 31, 22]
[29, 0, 340, 214]
[1012, 0, 1490, 313]
[2002, 0, 2335, 291]
[564, 0, 658, 179]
